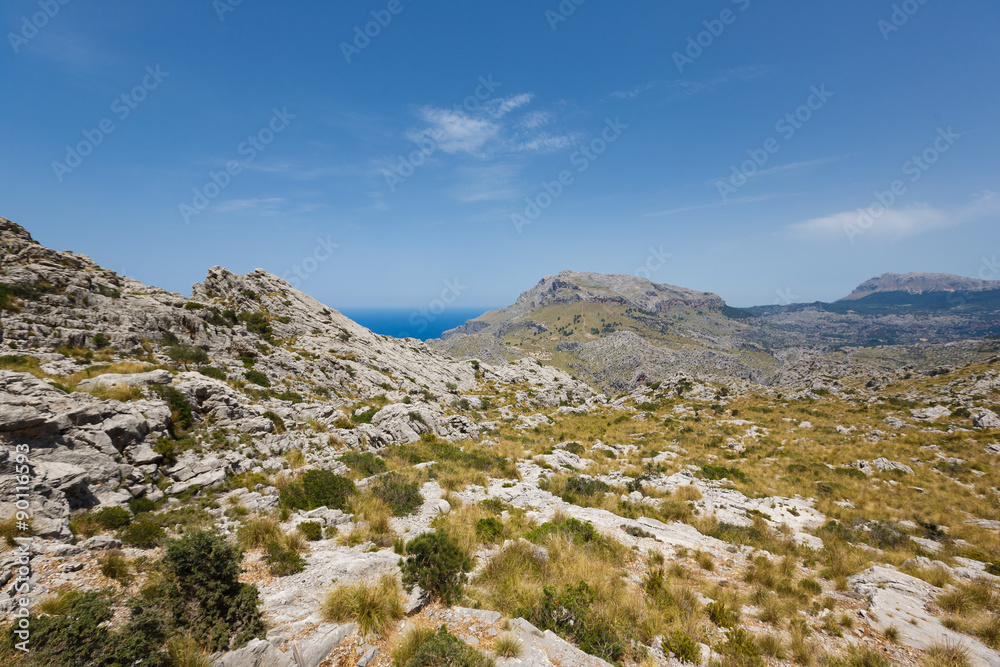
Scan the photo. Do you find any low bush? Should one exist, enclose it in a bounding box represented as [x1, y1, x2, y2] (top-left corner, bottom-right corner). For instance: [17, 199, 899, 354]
[530, 581, 626, 663]
[339, 452, 388, 477]
[160, 531, 266, 651]
[262, 411, 286, 433]
[199, 366, 227, 381]
[715, 628, 763, 667]
[280, 469, 356, 512]
[401, 530, 472, 605]
[707, 600, 741, 628]
[119, 516, 166, 549]
[265, 548, 306, 577]
[297, 521, 323, 541]
[93, 506, 132, 530]
[151, 384, 194, 430]
[475, 517, 504, 544]
[372, 473, 424, 516]
[129, 497, 157, 515]
[244, 369, 270, 387]
[665, 630, 701, 664]
[402, 625, 494, 667]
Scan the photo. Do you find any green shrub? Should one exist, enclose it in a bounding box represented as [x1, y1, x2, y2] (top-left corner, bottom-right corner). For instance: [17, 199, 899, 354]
[262, 410, 286, 433]
[530, 581, 626, 663]
[298, 521, 323, 541]
[707, 600, 740, 628]
[238, 312, 273, 339]
[93, 333, 111, 349]
[153, 437, 179, 466]
[199, 366, 227, 381]
[699, 465, 750, 484]
[280, 469, 356, 512]
[526, 517, 600, 545]
[403, 625, 493, 667]
[665, 630, 702, 664]
[716, 628, 764, 667]
[475, 517, 504, 543]
[352, 406, 378, 424]
[92, 506, 132, 530]
[371, 473, 424, 516]
[161, 531, 265, 651]
[244, 370, 270, 387]
[265, 548, 306, 577]
[167, 345, 208, 368]
[150, 385, 194, 430]
[555, 476, 611, 504]
[119, 516, 166, 548]
[339, 452, 388, 477]
[401, 530, 472, 605]
[129, 497, 157, 515]
[8, 591, 166, 666]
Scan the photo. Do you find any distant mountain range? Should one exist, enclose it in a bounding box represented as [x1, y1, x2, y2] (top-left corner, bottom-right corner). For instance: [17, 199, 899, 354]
[430, 270, 1000, 390]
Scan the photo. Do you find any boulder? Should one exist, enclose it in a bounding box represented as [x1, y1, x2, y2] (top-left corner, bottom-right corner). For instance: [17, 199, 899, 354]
[910, 406, 951, 422]
[973, 410, 1000, 430]
[75, 370, 172, 390]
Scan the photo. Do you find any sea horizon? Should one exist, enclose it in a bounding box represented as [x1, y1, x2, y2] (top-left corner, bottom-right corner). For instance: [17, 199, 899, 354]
[338, 307, 494, 341]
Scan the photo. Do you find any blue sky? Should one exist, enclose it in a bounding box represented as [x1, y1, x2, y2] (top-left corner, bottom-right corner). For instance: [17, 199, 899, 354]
[2, 0, 998, 310]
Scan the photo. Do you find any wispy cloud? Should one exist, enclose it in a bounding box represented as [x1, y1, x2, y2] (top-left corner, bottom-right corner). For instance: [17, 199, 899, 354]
[450, 163, 524, 203]
[787, 191, 1000, 241]
[645, 192, 803, 218]
[404, 93, 575, 159]
[212, 198, 320, 216]
[609, 66, 769, 103]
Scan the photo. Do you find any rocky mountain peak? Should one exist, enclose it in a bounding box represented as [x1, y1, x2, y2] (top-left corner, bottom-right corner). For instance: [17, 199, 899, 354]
[841, 272, 1000, 300]
[516, 270, 725, 312]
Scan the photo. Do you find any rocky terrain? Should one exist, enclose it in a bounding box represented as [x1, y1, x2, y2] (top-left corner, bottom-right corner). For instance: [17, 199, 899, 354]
[2, 217, 1000, 667]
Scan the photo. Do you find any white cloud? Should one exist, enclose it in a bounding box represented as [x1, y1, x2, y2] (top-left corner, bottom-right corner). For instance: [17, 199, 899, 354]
[408, 107, 500, 156]
[788, 191, 1000, 242]
[518, 110, 554, 130]
[212, 198, 285, 213]
[403, 93, 574, 161]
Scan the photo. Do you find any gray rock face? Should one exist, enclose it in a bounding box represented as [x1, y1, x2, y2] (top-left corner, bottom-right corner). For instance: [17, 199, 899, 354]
[911, 406, 952, 421]
[76, 370, 172, 390]
[974, 409, 1000, 430]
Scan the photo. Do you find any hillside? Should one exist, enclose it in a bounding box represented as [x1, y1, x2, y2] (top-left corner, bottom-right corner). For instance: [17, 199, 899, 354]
[432, 270, 1000, 392]
[2, 218, 1000, 667]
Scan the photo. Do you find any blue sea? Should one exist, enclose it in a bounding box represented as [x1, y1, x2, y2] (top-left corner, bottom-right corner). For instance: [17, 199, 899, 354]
[338, 308, 492, 341]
